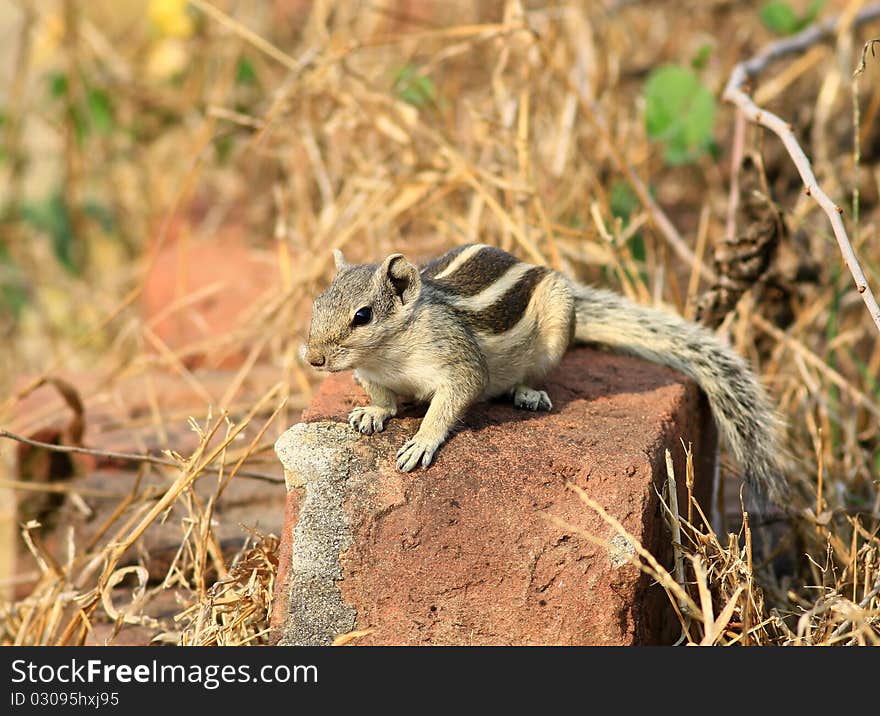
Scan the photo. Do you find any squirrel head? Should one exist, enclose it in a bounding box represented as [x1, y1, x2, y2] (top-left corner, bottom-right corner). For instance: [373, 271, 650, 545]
[304, 249, 422, 372]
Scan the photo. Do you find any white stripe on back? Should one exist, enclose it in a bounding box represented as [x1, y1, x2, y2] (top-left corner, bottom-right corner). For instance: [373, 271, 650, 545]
[449, 262, 535, 312]
[432, 244, 488, 280]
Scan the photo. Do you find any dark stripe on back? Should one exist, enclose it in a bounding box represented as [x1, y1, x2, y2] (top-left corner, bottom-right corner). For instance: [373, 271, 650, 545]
[430, 245, 520, 297]
[420, 245, 471, 280]
[461, 266, 549, 334]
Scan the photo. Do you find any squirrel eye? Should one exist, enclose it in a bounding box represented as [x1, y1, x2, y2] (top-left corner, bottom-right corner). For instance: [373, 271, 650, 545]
[352, 306, 372, 327]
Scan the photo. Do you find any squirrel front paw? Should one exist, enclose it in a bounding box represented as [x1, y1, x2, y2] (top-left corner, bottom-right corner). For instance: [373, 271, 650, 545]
[513, 386, 553, 412]
[348, 406, 393, 435]
[396, 437, 439, 472]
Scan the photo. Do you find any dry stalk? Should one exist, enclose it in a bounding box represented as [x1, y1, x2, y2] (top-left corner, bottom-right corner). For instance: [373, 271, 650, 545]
[0, 429, 284, 484]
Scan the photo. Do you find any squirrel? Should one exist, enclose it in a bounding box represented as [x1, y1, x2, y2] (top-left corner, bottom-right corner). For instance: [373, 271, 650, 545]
[304, 243, 789, 504]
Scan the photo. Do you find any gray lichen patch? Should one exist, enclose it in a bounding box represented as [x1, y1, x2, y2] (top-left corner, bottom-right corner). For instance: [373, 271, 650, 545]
[275, 421, 357, 490]
[274, 421, 363, 645]
[608, 533, 636, 568]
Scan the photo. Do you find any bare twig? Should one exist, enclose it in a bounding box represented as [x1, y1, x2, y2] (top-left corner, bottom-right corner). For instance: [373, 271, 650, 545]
[662, 450, 692, 645]
[852, 37, 880, 249]
[664, 450, 687, 599]
[853, 37, 880, 77]
[725, 109, 747, 244]
[723, 5, 880, 333]
[188, 0, 309, 74]
[0, 429, 284, 485]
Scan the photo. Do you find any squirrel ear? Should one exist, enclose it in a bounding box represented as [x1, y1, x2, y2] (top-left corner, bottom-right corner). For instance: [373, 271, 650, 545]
[332, 249, 348, 272]
[379, 253, 421, 305]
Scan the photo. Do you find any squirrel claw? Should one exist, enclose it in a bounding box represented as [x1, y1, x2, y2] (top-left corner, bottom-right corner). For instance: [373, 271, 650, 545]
[396, 438, 437, 472]
[348, 406, 391, 435]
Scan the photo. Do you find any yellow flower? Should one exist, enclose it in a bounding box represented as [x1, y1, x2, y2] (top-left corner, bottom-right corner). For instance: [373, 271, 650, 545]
[30, 11, 64, 67]
[148, 0, 195, 38]
[146, 38, 189, 79]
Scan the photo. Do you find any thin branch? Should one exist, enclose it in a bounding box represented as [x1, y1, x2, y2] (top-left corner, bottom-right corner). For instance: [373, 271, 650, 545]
[0, 479, 123, 499]
[725, 109, 747, 244]
[0, 429, 284, 485]
[723, 4, 880, 333]
[662, 450, 693, 646]
[853, 37, 880, 77]
[188, 0, 308, 74]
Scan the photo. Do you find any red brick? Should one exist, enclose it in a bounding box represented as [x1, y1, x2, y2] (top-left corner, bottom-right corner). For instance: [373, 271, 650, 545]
[272, 347, 716, 645]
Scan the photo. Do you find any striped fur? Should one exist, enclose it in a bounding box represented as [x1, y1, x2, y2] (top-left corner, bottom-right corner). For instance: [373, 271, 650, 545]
[570, 284, 788, 504]
[305, 244, 788, 503]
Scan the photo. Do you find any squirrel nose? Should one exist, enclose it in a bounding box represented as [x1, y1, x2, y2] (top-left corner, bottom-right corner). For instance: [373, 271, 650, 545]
[306, 350, 326, 367]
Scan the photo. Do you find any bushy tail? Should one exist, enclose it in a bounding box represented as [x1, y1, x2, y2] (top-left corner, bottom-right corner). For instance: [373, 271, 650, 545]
[572, 283, 789, 505]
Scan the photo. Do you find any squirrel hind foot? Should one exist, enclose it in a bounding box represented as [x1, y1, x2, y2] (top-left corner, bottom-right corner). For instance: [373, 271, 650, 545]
[512, 386, 553, 412]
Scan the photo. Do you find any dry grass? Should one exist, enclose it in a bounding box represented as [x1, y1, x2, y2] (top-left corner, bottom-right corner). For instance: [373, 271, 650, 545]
[0, 0, 879, 645]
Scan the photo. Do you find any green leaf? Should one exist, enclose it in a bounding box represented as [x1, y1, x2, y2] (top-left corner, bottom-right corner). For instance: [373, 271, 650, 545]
[691, 43, 713, 71]
[47, 73, 116, 139]
[393, 65, 437, 108]
[0, 111, 6, 164]
[644, 65, 716, 166]
[86, 88, 114, 134]
[760, 0, 825, 35]
[629, 233, 647, 263]
[84, 200, 116, 233]
[48, 72, 68, 99]
[760, 2, 798, 34]
[610, 181, 646, 261]
[214, 133, 234, 163]
[70, 104, 89, 145]
[804, 0, 826, 23]
[21, 192, 78, 274]
[0, 243, 29, 319]
[610, 181, 638, 223]
[236, 56, 258, 86]
[46, 73, 88, 142]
